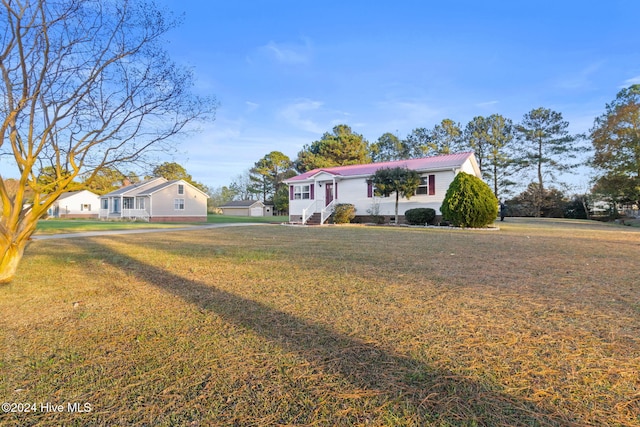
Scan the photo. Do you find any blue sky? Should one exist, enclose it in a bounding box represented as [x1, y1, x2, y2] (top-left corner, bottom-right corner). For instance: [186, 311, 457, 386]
[5, 1, 640, 192]
[154, 0, 639, 191]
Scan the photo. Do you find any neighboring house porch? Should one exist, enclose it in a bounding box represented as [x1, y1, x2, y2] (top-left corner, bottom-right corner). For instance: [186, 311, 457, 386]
[99, 177, 209, 222]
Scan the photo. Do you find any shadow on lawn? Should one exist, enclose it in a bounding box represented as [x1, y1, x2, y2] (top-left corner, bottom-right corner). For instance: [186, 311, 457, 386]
[92, 239, 576, 426]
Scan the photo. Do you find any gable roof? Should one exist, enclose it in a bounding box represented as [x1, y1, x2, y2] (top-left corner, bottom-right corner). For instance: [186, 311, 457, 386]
[100, 177, 167, 197]
[100, 178, 209, 198]
[137, 179, 209, 198]
[219, 200, 264, 208]
[285, 152, 478, 182]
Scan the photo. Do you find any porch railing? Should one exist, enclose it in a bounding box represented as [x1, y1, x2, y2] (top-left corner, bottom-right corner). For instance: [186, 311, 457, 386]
[321, 199, 336, 224]
[122, 209, 150, 221]
[301, 200, 316, 225]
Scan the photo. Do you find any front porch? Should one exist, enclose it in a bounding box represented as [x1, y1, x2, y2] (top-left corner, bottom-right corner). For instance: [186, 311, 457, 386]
[290, 199, 337, 225]
[99, 208, 150, 221]
[288, 177, 339, 225]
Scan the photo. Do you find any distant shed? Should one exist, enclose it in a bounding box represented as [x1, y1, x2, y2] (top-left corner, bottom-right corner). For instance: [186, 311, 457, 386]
[219, 200, 266, 217]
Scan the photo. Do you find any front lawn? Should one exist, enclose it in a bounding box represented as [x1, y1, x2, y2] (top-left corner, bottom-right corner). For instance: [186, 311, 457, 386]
[35, 214, 288, 235]
[2, 218, 639, 426]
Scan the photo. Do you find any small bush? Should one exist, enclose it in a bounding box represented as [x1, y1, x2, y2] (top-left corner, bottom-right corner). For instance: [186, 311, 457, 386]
[405, 208, 436, 225]
[333, 203, 356, 224]
[440, 172, 498, 228]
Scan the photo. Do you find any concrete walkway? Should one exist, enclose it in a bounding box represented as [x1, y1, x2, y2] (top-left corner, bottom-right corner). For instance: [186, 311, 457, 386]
[31, 222, 268, 240]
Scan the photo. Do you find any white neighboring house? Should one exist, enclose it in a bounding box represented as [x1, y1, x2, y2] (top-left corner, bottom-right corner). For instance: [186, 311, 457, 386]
[48, 190, 100, 219]
[284, 152, 482, 225]
[99, 177, 209, 222]
[219, 200, 267, 217]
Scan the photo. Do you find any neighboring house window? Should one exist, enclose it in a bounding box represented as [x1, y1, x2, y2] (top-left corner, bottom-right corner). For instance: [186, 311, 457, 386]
[174, 198, 185, 210]
[136, 198, 145, 210]
[178, 184, 184, 195]
[101, 199, 108, 209]
[123, 197, 134, 209]
[81, 204, 91, 211]
[416, 174, 436, 196]
[293, 184, 311, 200]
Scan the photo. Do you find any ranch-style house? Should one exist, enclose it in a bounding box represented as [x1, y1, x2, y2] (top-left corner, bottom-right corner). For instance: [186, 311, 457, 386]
[99, 177, 209, 222]
[284, 152, 481, 225]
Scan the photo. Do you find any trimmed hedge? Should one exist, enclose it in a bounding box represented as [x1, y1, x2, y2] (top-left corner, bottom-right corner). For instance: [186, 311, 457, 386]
[405, 208, 436, 225]
[440, 172, 498, 228]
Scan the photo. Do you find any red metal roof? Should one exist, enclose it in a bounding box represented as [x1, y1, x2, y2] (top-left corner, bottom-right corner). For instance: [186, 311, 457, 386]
[285, 152, 477, 182]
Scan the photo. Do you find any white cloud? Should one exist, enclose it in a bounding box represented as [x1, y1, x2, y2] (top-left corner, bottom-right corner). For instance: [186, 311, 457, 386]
[622, 75, 640, 87]
[245, 101, 260, 112]
[476, 100, 499, 108]
[555, 62, 603, 90]
[278, 99, 325, 133]
[261, 39, 312, 65]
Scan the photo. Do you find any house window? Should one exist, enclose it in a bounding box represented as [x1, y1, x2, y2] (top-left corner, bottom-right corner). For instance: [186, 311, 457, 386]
[136, 198, 145, 210]
[416, 174, 436, 195]
[81, 204, 91, 211]
[174, 198, 185, 210]
[123, 197, 134, 209]
[101, 199, 108, 209]
[367, 180, 383, 197]
[178, 184, 184, 195]
[416, 177, 429, 195]
[293, 185, 311, 200]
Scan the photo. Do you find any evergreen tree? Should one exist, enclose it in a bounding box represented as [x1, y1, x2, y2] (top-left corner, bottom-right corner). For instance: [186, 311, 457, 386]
[514, 108, 581, 217]
[440, 172, 498, 228]
[295, 125, 370, 172]
[590, 84, 640, 207]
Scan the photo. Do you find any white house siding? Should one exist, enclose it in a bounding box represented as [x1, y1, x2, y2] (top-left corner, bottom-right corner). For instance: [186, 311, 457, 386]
[330, 170, 454, 217]
[250, 206, 264, 216]
[285, 153, 482, 223]
[222, 207, 250, 216]
[50, 190, 100, 218]
[148, 183, 207, 221]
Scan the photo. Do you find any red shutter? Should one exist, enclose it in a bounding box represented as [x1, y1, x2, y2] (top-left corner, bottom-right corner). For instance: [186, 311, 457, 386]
[289, 185, 294, 200]
[335, 182, 338, 199]
[367, 181, 373, 198]
[310, 184, 315, 199]
[428, 175, 436, 195]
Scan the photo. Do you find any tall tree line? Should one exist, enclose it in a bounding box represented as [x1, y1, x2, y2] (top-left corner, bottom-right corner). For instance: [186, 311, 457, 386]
[232, 84, 638, 218]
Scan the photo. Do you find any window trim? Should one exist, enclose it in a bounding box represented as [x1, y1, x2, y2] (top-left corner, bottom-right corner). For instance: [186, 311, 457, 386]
[174, 198, 185, 210]
[293, 184, 311, 200]
[415, 174, 436, 196]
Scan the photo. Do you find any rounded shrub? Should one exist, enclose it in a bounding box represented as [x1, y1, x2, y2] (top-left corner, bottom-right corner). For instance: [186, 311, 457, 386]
[404, 208, 436, 225]
[440, 172, 498, 228]
[333, 203, 356, 224]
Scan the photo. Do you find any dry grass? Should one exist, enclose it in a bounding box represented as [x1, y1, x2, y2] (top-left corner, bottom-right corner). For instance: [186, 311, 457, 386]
[1, 218, 639, 426]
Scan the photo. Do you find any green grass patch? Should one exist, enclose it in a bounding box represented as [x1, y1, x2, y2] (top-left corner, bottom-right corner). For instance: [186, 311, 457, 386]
[2, 217, 639, 425]
[206, 214, 288, 224]
[35, 214, 288, 235]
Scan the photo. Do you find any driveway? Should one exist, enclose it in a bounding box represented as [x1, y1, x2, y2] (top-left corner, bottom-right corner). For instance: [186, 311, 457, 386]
[31, 223, 267, 240]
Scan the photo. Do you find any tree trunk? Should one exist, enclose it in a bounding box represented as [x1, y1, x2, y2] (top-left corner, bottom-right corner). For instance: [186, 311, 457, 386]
[395, 192, 400, 225]
[493, 164, 499, 198]
[0, 239, 29, 284]
[536, 139, 544, 217]
[0, 209, 39, 285]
